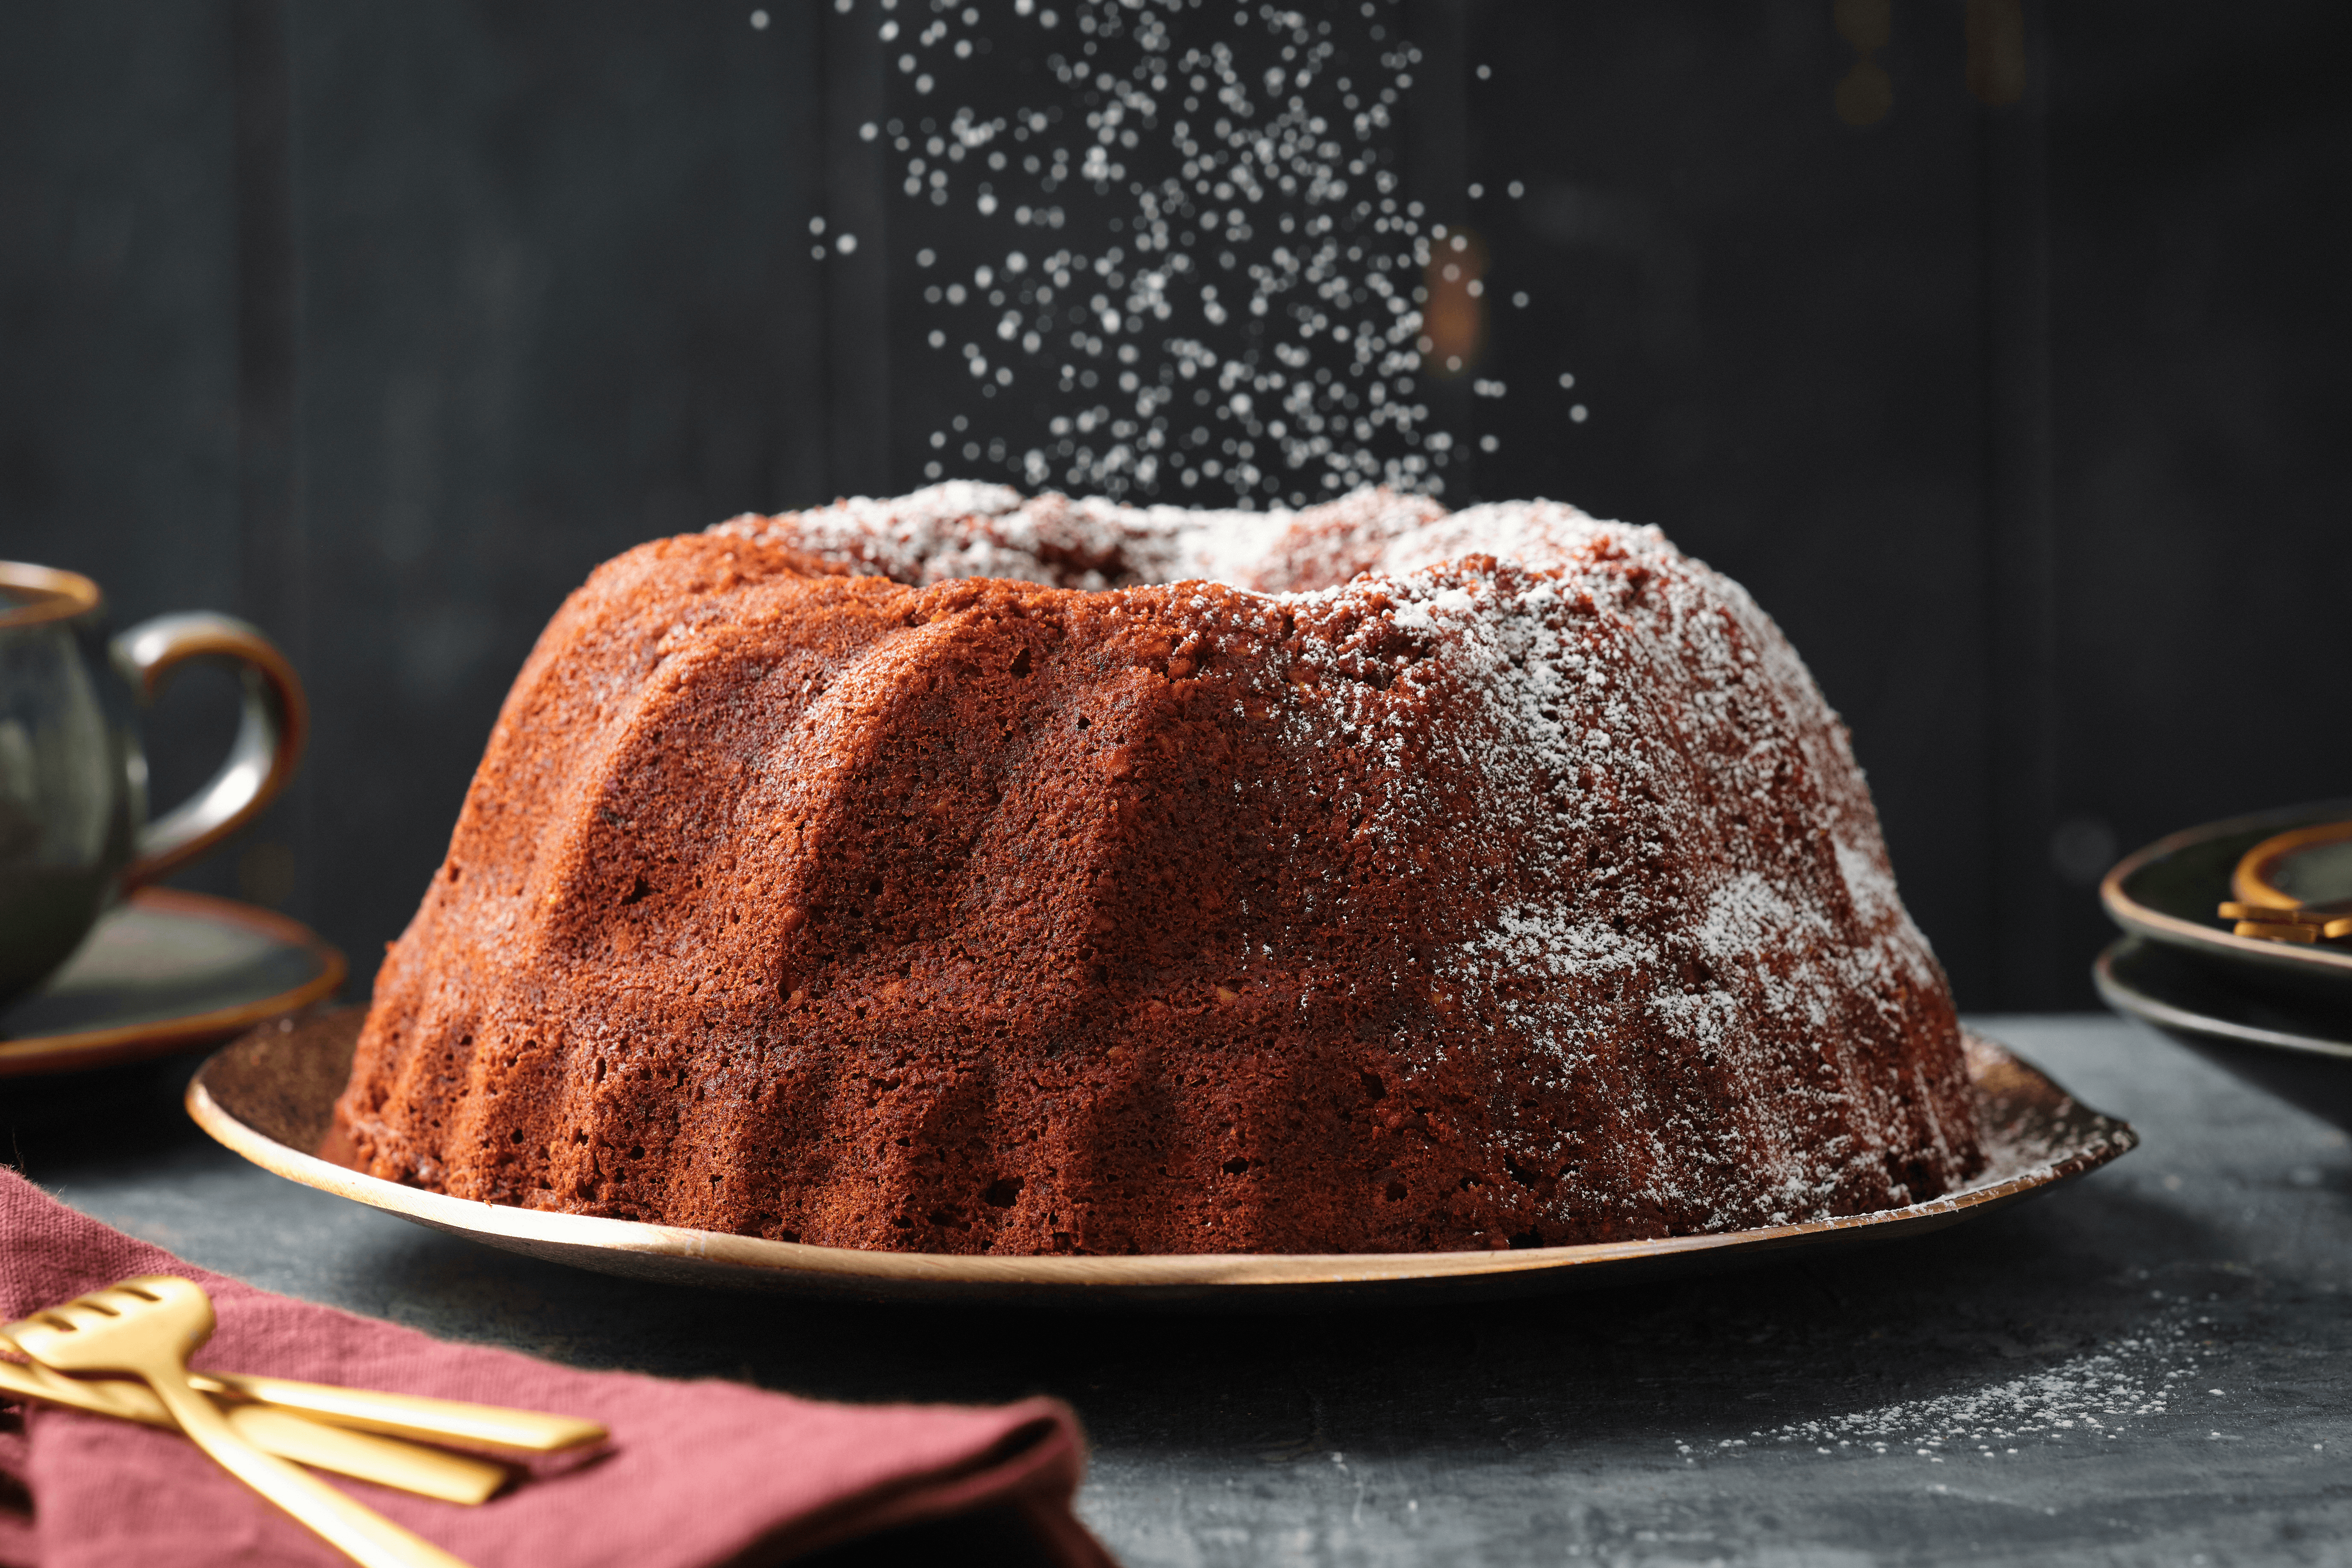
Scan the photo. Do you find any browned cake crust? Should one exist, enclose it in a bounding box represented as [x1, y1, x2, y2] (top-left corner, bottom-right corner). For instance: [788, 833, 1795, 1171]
[334, 486, 1983, 1254]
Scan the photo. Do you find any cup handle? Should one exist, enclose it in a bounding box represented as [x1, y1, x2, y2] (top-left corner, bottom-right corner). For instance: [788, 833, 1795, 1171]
[110, 613, 309, 891]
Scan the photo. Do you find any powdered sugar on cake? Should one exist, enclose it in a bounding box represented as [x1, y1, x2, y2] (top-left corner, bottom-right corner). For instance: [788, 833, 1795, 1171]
[707, 481, 1973, 1231]
[715, 481, 1444, 594]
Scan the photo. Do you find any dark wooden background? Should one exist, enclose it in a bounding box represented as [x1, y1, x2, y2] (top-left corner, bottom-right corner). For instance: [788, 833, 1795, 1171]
[3, 0, 2345, 1012]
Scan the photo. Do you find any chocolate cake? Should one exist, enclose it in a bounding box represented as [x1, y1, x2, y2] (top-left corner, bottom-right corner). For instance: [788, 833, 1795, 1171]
[333, 484, 1984, 1254]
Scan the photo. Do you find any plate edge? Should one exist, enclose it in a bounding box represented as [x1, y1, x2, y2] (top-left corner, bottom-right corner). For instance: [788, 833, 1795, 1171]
[0, 900, 347, 1078]
[185, 1032, 2137, 1292]
[2095, 940, 2352, 1063]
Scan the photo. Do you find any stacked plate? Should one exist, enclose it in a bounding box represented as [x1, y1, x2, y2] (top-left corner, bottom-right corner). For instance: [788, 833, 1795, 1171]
[2098, 800, 2352, 1132]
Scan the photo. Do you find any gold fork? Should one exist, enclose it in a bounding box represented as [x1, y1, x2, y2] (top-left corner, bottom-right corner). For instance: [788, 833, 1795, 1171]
[8, 1275, 475, 1568]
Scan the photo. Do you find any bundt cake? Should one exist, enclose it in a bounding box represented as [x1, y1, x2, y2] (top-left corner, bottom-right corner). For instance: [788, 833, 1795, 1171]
[333, 483, 1984, 1254]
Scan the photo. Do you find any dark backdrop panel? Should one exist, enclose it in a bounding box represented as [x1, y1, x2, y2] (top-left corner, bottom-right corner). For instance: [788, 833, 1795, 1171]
[2, 0, 2346, 1010]
[2042, 0, 2352, 1002]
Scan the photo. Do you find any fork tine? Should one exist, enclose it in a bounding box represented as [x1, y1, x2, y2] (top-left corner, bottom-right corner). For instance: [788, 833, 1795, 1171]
[37, 1305, 103, 1329]
[18, 1299, 134, 1338]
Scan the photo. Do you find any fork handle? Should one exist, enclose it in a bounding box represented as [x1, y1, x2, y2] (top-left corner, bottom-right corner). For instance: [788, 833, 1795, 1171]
[144, 1369, 476, 1568]
[196, 1370, 606, 1451]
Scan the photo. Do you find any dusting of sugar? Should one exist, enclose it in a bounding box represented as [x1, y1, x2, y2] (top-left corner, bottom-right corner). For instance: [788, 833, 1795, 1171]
[717, 481, 1450, 594]
[1835, 833, 1904, 934]
[1682, 1297, 2223, 1467]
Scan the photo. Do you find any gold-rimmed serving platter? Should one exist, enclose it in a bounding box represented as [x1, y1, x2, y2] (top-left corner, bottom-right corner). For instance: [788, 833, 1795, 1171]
[188, 1010, 2135, 1307]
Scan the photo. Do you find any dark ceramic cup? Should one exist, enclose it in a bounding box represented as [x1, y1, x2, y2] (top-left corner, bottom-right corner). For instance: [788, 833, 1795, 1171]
[0, 562, 306, 1007]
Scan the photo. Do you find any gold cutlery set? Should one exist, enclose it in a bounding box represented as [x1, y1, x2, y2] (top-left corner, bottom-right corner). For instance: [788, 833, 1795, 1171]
[1, 1274, 603, 1568]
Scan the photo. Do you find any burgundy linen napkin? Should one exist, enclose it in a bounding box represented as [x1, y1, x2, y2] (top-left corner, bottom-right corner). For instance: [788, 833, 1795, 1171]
[0, 1169, 1113, 1568]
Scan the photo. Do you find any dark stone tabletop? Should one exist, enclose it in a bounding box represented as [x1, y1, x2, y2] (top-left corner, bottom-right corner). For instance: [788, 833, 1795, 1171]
[7, 1014, 2348, 1566]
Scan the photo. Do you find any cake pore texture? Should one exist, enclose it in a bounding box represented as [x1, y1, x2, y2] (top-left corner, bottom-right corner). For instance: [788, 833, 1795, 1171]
[334, 483, 1983, 1254]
